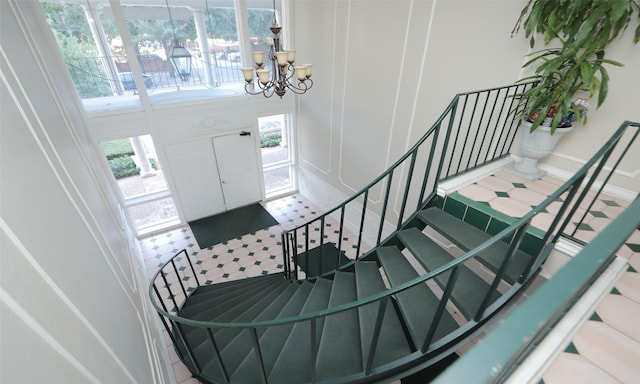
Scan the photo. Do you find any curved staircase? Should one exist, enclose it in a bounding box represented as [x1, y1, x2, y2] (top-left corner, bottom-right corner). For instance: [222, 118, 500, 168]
[154, 202, 543, 384]
[149, 79, 639, 384]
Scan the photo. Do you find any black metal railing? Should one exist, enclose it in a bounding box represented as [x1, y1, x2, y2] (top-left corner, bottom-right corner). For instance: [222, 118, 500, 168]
[147, 80, 639, 382]
[433, 194, 640, 384]
[282, 82, 538, 279]
[149, 119, 638, 381]
[64, 51, 244, 99]
[553, 125, 639, 246]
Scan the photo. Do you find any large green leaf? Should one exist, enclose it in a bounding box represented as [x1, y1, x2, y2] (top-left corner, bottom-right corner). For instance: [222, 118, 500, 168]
[511, 0, 640, 131]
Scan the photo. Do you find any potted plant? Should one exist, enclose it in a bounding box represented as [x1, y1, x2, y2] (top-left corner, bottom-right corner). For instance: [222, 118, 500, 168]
[513, 98, 589, 179]
[507, 0, 640, 178]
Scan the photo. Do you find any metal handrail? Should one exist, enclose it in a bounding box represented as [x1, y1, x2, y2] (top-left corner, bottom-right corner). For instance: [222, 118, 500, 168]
[147, 82, 638, 381]
[64, 52, 242, 100]
[432, 194, 640, 384]
[149, 120, 639, 328]
[283, 82, 537, 279]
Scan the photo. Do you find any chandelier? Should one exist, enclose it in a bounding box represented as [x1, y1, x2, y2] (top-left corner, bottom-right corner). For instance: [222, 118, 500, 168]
[241, 0, 313, 98]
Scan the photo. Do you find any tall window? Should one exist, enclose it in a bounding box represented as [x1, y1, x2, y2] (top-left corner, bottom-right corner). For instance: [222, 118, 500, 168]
[101, 135, 178, 234]
[40, 0, 280, 111]
[41, 1, 142, 109]
[259, 114, 295, 198]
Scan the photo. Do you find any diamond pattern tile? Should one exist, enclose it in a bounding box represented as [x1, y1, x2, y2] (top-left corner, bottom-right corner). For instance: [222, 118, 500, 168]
[140, 194, 364, 285]
[140, 170, 636, 384]
[448, 169, 638, 384]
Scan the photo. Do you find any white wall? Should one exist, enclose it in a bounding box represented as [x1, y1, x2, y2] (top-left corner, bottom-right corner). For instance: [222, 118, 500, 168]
[1, 1, 636, 381]
[0, 1, 171, 382]
[294, 0, 639, 208]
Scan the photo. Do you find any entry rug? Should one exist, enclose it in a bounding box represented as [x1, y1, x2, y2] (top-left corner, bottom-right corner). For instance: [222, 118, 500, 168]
[189, 203, 279, 249]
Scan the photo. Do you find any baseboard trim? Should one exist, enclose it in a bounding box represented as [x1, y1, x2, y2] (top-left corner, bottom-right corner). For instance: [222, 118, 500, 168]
[538, 164, 637, 202]
[437, 158, 515, 196]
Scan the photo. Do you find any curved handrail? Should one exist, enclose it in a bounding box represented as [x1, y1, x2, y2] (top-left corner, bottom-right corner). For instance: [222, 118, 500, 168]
[149, 119, 638, 328]
[281, 82, 539, 281]
[148, 81, 537, 325]
[433, 195, 640, 384]
[150, 221, 521, 329]
[147, 78, 638, 381]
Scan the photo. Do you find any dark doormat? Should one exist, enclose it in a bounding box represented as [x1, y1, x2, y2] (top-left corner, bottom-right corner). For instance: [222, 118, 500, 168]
[294, 243, 351, 277]
[189, 203, 279, 249]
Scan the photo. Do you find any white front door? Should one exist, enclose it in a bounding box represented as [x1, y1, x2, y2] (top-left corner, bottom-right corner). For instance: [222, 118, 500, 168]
[212, 131, 262, 210]
[164, 139, 227, 221]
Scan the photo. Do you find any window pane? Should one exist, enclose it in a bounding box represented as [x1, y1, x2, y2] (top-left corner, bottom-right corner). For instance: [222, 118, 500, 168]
[247, 6, 278, 72]
[206, 5, 242, 84]
[123, 0, 245, 97]
[101, 135, 178, 232]
[259, 114, 294, 197]
[263, 167, 293, 195]
[101, 135, 167, 200]
[128, 197, 179, 229]
[41, 1, 142, 111]
[259, 114, 290, 166]
[124, 3, 199, 94]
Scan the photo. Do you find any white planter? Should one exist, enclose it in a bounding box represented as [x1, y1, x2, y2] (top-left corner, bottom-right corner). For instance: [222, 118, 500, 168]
[506, 120, 573, 180]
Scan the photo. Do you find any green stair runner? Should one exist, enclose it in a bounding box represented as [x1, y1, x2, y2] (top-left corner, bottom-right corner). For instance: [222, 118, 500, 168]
[417, 207, 533, 284]
[396, 228, 498, 319]
[355, 261, 412, 369]
[170, 206, 535, 383]
[377, 246, 458, 349]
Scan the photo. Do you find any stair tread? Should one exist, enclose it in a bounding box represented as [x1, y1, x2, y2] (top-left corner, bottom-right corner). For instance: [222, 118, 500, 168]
[179, 275, 284, 319]
[189, 273, 283, 300]
[203, 282, 301, 378]
[397, 228, 498, 319]
[418, 207, 532, 284]
[230, 281, 315, 383]
[316, 272, 362, 381]
[377, 246, 458, 349]
[189, 281, 292, 363]
[355, 261, 412, 369]
[268, 278, 333, 383]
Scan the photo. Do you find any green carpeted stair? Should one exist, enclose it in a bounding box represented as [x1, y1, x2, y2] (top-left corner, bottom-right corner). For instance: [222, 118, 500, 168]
[171, 206, 535, 383]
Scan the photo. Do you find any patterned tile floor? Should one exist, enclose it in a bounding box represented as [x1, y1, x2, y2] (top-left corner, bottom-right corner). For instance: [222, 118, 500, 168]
[455, 170, 640, 384]
[456, 171, 633, 245]
[140, 171, 639, 384]
[140, 194, 361, 384]
[540, 248, 640, 383]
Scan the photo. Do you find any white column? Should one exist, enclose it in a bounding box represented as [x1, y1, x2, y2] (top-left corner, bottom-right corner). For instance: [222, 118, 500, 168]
[190, 7, 216, 86]
[81, 3, 124, 95]
[130, 136, 155, 178]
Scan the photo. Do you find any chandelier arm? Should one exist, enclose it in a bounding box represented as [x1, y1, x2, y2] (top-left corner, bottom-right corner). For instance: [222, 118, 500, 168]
[283, 79, 313, 94]
[280, 67, 313, 91]
[244, 83, 267, 96]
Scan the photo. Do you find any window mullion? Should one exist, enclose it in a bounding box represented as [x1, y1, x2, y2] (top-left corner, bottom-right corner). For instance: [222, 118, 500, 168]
[234, 0, 252, 68]
[108, 0, 152, 109]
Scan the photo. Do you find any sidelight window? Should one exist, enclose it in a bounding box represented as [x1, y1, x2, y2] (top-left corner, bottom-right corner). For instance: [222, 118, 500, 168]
[100, 135, 178, 234]
[259, 114, 295, 198]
